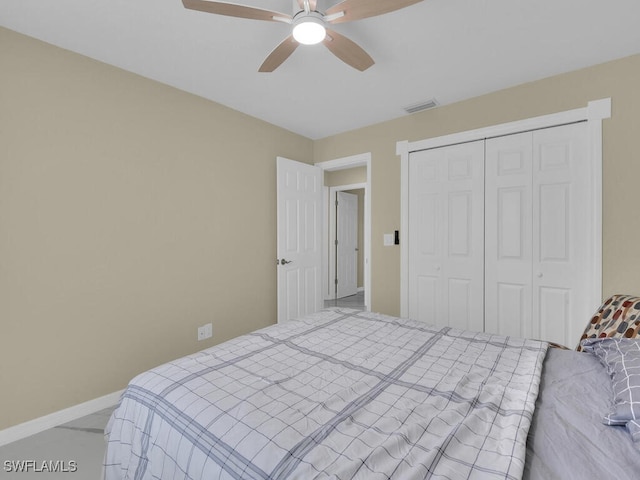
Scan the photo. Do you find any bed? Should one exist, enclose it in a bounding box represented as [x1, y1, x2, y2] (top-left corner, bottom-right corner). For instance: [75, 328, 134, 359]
[104, 306, 640, 480]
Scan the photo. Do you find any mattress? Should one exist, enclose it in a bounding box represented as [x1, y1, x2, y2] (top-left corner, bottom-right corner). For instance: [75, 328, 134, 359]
[104, 308, 548, 479]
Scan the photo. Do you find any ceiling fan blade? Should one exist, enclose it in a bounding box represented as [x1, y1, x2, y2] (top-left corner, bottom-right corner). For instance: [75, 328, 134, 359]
[296, 0, 317, 12]
[182, 0, 291, 23]
[325, 0, 423, 24]
[259, 36, 299, 72]
[323, 29, 374, 71]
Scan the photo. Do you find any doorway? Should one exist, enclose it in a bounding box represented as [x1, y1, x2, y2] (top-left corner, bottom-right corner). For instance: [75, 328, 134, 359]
[316, 153, 371, 311]
[326, 187, 365, 309]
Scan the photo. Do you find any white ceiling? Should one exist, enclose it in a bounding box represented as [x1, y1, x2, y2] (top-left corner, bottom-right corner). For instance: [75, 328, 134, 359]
[2, 0, 640, 139]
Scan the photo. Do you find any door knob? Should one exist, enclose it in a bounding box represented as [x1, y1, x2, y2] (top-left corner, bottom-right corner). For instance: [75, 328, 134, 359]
[280, 259, 293, 265]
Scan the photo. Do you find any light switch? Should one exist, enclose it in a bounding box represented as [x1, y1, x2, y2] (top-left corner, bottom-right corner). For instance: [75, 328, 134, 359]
[383, 234, 394, 246]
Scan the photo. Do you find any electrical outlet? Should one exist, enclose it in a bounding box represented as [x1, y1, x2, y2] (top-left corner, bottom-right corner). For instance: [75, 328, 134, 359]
[197, 323, 213, 341]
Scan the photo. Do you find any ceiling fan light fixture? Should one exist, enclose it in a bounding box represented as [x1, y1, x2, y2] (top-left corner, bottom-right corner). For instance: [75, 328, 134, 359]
[182, 0, 426, 71]
[292, 15, 326, 45]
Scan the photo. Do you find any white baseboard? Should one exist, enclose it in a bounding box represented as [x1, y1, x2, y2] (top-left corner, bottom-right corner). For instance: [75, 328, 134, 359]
[0, 389, 123, 447]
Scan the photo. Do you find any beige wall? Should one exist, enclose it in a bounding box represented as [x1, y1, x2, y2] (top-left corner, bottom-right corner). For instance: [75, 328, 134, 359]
[324, 166, 367, 187]
[314, 54, 640, 317]
[0, 27, 313, 429]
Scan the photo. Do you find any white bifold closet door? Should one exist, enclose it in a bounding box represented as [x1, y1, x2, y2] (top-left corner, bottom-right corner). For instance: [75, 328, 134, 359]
[408, 122, 592, 347]
[485, 122, 591, 345]
[407, 140, 485, 332]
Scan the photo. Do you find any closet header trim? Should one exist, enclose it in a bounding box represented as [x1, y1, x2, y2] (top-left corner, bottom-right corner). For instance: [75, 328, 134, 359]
[396, 98, 611, 156]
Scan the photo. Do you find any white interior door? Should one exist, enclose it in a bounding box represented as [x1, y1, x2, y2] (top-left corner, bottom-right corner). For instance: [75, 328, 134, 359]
[408, 141, 485, 331]
[336, 191, 358, 298]
[277, 157, 322, 323]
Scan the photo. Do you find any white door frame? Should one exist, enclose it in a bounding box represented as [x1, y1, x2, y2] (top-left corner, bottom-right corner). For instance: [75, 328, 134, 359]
[329, 186, 364, 300]
[316, 153, 372, 311]
[397, 98, 611, 318]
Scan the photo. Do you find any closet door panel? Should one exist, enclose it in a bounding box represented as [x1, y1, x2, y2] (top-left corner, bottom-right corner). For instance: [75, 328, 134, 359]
[443, 144, 484, 332]
[448, 278, 474, 331]
[498, 187, 526, 258]
[409, 154, 444, 326]
[485, 132, 533, 338]
[448, 191, 472, 256]
[539, 183, 570, 261]
[538, 287, 571, 344]
[409, 155, 443, 326]
[408, 141, 484, 331]
[533, 122, 589, 347]
[417, 275, 439, 323]
[496, 283, 526, 337]
[418, 193, 439, 256]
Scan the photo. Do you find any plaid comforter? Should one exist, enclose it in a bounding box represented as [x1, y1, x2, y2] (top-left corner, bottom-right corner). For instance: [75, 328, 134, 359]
[104, 309, 547, 479]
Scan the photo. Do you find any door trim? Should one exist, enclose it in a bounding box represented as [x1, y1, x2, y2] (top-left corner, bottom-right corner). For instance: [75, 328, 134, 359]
[316, 153, 371, 311]
[397, 98, 611, 318]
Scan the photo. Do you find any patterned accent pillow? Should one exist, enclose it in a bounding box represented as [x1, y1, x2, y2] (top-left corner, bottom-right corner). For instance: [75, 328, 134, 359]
[581, 338, 640, 443]
[577, 294, 640, 351]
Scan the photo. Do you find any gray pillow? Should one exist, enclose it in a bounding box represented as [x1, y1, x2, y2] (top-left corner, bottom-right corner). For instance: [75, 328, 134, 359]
[581, 338, 640, 442]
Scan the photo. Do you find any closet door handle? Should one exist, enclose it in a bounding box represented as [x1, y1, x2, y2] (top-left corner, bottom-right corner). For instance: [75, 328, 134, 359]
[280, 259, 293, 265]
[537, 272, 543, 278]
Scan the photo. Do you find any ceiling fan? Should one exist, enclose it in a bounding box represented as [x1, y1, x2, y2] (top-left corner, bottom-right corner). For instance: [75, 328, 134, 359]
[182, 0, 424, 72]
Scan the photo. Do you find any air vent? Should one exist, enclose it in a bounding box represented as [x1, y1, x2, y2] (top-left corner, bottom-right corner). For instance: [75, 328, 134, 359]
[403, 99, 439, 114]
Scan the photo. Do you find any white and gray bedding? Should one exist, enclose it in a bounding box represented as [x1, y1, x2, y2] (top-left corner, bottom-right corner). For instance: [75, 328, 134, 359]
[581, 338, 640, 442]
[524, 346, 640, 480]
[104, 308, 548, 480]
